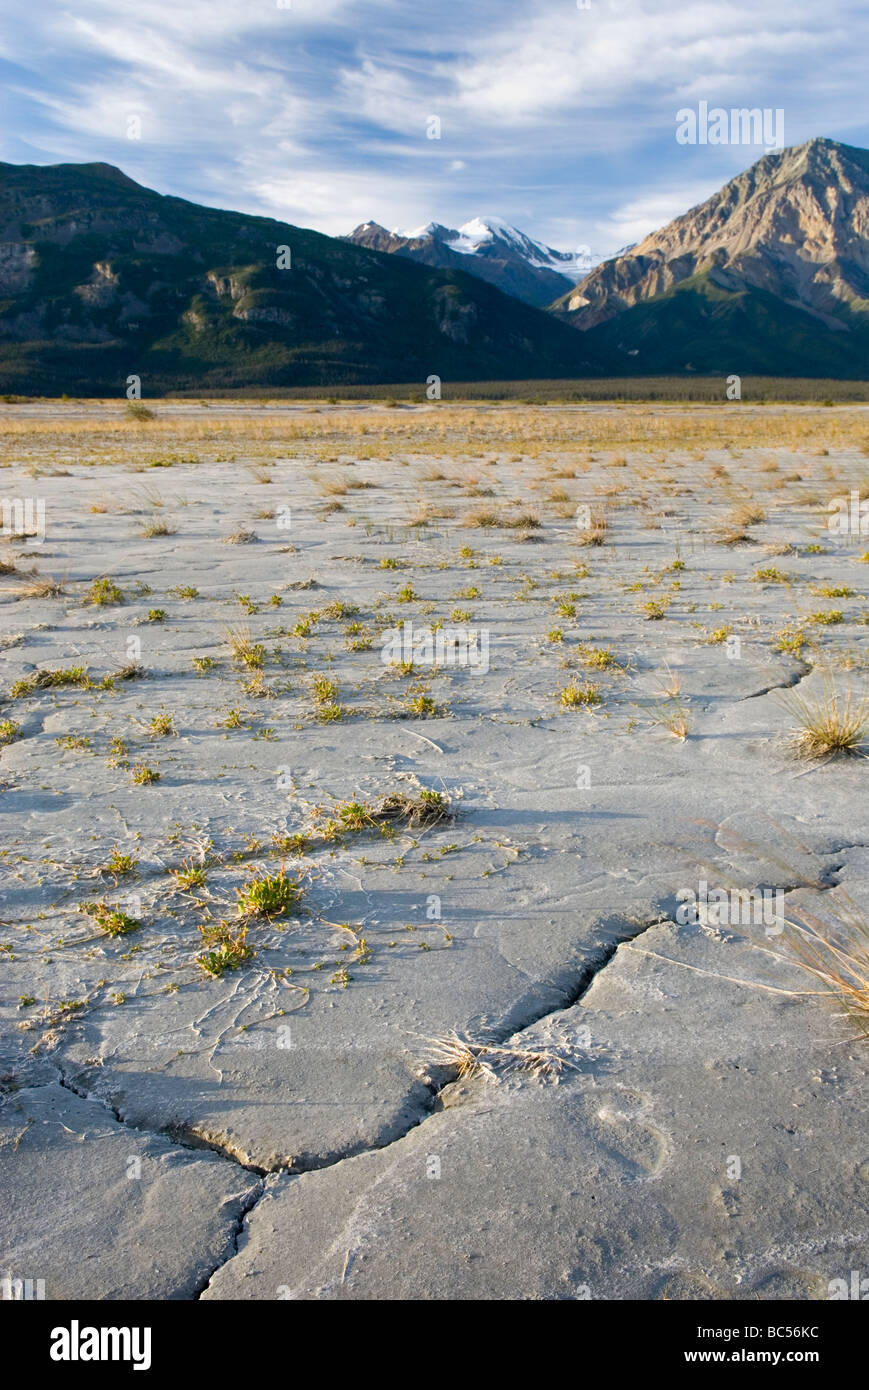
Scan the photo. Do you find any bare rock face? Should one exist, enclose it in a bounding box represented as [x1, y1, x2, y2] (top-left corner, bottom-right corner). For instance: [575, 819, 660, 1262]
[558, 138, 869, 330]
[344, 218, 598, 309]
[0, 242, 36, 293]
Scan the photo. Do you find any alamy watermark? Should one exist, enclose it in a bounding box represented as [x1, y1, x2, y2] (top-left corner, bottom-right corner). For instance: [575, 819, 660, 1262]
[381, 619, 489, 675]
[1, 1271, 45, 1300]
[676, 880, 785, 936]
[827, 489, 869, 539]
[0, 496, 45, 544]
[676, 103, 784, 149]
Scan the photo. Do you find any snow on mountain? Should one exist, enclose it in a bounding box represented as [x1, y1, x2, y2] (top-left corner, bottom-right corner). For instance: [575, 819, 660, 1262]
[344, 214, 619, 308]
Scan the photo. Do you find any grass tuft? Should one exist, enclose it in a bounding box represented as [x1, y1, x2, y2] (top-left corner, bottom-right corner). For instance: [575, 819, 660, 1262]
[778, 679, 869, 759]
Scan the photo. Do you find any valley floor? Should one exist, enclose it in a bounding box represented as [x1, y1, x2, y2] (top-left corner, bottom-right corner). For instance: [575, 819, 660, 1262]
[1, 399, 867, 1300]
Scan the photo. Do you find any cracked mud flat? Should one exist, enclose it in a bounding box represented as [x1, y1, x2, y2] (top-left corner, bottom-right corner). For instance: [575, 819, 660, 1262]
[1, 399, 868, 1301]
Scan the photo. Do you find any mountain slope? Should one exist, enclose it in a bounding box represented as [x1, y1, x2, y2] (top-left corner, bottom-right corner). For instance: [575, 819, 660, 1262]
[345, 216, 601, 308]
[552, 137, 869, 376]
[0, 163, 604, 395]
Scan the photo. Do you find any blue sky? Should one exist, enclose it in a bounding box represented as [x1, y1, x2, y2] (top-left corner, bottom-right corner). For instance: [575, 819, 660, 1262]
[1, 0, 868, 254]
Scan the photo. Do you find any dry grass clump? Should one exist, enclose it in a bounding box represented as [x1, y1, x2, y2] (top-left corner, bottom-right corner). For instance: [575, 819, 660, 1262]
[113, 661, 146, 681]
[422, 1030, 575, 1082]
[142, 517, 176, 538]
[462, 505, 540, 530]
[575, 509, 608, 545]
[373, 789, 451, 828]
[778, 679, 869, 759]
[729, 501, 767, 527]
[223, 624, 265, 669]
[716, 526, 752, 547]
[223, 529, 257, 544]
[20, 575, 66, 598]
[648, 700, 691, 741]
[779, 896, 869, 1039]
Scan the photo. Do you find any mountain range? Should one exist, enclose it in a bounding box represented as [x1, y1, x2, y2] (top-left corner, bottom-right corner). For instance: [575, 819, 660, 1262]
[1, 137, 868, 393]
[555, 137, 869, 376]
[344, 216, 608, 308]
[0, 162, 599, 395]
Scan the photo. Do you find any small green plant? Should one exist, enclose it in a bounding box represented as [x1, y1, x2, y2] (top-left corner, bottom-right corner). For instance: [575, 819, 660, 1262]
[807, 610, 844, 625]
[752, 567, 792, 584]
[335, 800, 375, 831]
[108, 736, 129, 766]
[148, 713, 175, 736]
[775, 626, 808, 655]
[146, 608, 166, 623]
[105, 847, 137, 876]
[576, 644, 617, 669]
[312, 675, 338, 704]
[171, 585, 199, 599]
[640, 597, 670, 620]
[86, 576, 125, 606]
[79, 900, 141, 937]
[55, 734, 92, 751]
[0, 719, 20, 744]
[397, 583, 417, 603]
[321, 601, 359, 620]
[271, 833, 310, 856]
[171, 858, 207, 890]
[236, 868, 301, 919]
[11, 667, 90, 697]
[559, 680, 602, 709]
[408, 693, 437, 717]
[192, 655, 215, 672]
[219, 708, 247, 728]
[197, 922, 253, 977]
[130, 763, 160, 784]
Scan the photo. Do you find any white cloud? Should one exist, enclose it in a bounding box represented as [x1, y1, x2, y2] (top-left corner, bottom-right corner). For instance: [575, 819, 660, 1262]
[0, 0, 867, 245]
[595, 184, 721, 248]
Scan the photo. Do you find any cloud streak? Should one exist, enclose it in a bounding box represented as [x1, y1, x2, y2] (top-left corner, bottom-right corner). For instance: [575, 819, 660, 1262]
[0, 0, 867, 252]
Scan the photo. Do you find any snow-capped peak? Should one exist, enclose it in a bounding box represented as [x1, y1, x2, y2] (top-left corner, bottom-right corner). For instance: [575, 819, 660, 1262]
[399, 220, 441, 239]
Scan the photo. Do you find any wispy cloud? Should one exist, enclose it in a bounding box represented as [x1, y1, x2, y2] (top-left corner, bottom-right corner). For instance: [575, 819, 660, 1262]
[1, 0, 867, 250]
